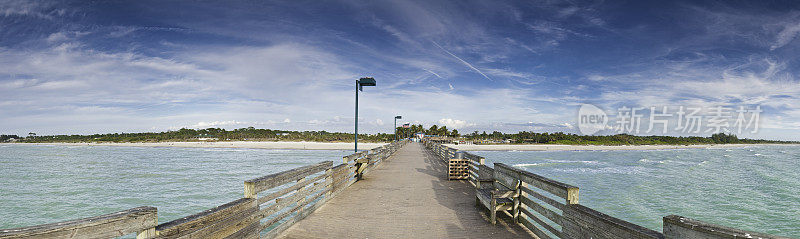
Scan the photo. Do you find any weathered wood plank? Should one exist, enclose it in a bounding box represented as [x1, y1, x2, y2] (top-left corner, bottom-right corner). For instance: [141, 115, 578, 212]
[177, 205, 257, 239]
[244, 161, 332, 194]
[262, 189, 328, 239]
[331, 171, 353, 188]
[563, 204, 664, 239]
[156, 198, 255, 238]
[520, 206, 562, 238]
[0, 207, 157, 239]
[477, 164, 494, 179]
[223, 221, 258, 239]
[520, 195, 563, 226]
[257, 172, 327, 205]
[519, 215, 552, 239]
[520, 185, 565, 211]
[254, 182, 326, 221]
[259, 187, 329, 233]
[329, 163, 349, 175]
[663, 215, 787, 239]
[567, 187, 579, 205]
[493, 165, 519, 190]
[343, 151, 367, 163]
[515, 166, 577, 199]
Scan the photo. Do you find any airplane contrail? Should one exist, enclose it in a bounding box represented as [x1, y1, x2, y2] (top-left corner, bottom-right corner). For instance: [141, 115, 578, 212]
[432, 41, 493, 81]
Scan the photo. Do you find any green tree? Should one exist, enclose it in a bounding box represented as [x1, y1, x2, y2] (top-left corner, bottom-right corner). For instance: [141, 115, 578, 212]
[428, 125, 439, 135]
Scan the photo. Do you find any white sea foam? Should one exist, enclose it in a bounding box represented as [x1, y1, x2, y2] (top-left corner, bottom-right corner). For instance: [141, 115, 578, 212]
[554, 166, 646, 175]
[638, 158, 665, 164]
[514, 163, 541, 167]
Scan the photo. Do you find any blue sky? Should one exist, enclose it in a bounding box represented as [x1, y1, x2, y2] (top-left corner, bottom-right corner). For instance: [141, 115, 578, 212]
[1, 0, 799, 140]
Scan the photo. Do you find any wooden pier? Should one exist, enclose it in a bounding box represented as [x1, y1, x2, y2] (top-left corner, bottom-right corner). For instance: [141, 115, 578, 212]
[277, 141, 530, 238]
[0, 141, 793, 239]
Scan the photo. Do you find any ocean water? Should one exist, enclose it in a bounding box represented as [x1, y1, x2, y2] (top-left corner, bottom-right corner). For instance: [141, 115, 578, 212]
[478, 145, 800, 237]
[0, 144, 350, 230]
[1, 144, 798, 238]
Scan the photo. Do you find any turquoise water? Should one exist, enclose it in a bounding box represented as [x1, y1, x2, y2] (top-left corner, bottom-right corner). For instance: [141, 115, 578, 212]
[0, 144, 349, 229]
[1, 144, 798, 238]
[478, 145, 800, 237]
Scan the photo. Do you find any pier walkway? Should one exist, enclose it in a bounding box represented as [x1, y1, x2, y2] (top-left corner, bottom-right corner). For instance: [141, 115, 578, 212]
[277, 142, 531, 238]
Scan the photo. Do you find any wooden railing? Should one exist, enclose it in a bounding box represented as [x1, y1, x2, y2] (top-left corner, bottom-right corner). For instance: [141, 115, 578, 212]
[422, 140, 484, 181]
[463, 152, 484, 185]
[0, 207, 157, 239]
[0, 140, 408, 239]
[422, 140, 790, 239]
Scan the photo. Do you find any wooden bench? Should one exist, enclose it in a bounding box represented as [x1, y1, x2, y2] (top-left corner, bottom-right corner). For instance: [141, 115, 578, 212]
[475, 165, 495, 189]
[475, 164, 520, 225]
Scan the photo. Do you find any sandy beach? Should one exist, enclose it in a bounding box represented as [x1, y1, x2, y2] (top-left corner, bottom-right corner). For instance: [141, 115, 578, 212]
[445, 143, 796, 151]
[9, 141, 388, 150]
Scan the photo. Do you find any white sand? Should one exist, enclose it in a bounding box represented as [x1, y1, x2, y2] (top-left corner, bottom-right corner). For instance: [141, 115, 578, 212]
[13, 141, 387, 150]
[445, 143, 795, 151]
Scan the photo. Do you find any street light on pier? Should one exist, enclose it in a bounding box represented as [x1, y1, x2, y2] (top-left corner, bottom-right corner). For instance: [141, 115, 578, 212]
[355, 77, 376, 152]
[394, 115, 402, 141]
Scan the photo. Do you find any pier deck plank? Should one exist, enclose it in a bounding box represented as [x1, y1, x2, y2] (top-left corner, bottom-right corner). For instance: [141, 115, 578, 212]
[277, 142, 532, 239]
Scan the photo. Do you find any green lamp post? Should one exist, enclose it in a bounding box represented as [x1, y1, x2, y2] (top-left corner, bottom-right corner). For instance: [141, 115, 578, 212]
[394, 115, 402, 141]
[355, 77, 376, 152]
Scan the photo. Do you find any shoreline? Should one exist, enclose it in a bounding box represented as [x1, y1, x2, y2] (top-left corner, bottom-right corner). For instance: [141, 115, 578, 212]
[445, 143, 798, 151]
[2, 141, 797, 151]
[1, 141, 388, 150]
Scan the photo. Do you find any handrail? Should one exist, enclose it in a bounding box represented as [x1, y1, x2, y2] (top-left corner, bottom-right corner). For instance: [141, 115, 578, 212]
[0, 207, 157, 239]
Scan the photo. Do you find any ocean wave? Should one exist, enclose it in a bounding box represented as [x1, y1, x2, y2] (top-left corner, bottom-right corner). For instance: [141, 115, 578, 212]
[554, 166, 646, 175]
[514, 163, 541, 167]
[542, 159, 600, 164]
[202, 149, 249, 152]
[638, 158, 665, 164]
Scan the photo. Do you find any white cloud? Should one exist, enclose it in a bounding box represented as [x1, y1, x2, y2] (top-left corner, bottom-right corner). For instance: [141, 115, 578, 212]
[190, 121, 246, 128]
[0, 1, 63, 19]
[437, 118, 475, 129]
[771, 22, 800, 50]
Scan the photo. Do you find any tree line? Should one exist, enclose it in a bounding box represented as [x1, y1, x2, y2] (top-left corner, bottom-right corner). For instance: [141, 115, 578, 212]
[395, 124, 793, 145]
[14, 127, 394, 143]
[5, 125, 795, 145]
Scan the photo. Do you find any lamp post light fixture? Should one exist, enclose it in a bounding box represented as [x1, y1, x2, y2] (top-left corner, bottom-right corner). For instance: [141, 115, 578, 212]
[394, 115, 402, 141]
[355, 77, 376, 152]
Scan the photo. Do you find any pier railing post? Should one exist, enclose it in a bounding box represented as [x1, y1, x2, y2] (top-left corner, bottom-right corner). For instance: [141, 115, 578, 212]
[137, 227, 157, 239]
[244, 181, 256, 199]
[325, 167, 333, 199]
[567, 187, 579, 205]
